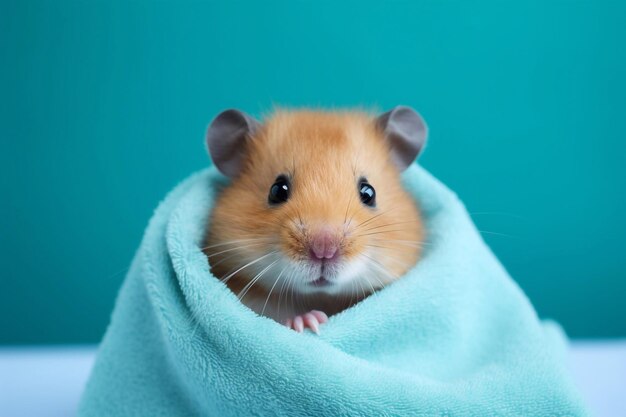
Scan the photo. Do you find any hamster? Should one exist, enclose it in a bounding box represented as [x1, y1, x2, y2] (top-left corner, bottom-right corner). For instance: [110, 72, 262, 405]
[203, 106, 428, 333]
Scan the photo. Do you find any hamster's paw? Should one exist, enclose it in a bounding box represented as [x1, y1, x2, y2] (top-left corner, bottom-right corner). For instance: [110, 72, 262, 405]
[284, 310, 328, 334]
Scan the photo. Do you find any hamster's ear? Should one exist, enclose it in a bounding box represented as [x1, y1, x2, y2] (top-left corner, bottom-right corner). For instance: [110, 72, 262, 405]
[375, 106, 428, 171]
[206, 109, 260, 177]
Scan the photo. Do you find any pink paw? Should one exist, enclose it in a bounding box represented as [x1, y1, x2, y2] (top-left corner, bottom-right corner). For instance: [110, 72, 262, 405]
[284, 310, 328, 334]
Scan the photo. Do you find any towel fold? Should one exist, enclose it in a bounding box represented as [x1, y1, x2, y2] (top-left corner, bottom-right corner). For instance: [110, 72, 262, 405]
[79, 165, 587, 416]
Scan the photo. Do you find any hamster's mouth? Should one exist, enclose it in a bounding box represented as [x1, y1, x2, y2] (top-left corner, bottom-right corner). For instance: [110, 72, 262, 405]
[309, 277, 330, 287]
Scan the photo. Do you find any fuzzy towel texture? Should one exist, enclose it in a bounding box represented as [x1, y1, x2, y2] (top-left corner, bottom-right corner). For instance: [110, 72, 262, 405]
[79, 165, 587, 416]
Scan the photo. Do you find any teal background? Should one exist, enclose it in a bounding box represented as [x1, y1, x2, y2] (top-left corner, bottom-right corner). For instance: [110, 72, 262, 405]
[1, 0, 625, 344]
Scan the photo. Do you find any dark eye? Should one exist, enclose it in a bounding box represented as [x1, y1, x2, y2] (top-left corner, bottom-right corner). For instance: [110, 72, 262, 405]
[359, 180, 376, 207]
[268, 175, 290, 205]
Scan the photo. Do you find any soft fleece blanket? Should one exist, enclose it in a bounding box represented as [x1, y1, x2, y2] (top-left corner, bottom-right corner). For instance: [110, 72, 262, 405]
[79, 165, 587, 416]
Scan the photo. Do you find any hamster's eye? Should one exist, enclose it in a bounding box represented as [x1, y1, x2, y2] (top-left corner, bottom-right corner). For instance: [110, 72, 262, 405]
[268, 175, 290, 205]
[359, 179, 376, 207]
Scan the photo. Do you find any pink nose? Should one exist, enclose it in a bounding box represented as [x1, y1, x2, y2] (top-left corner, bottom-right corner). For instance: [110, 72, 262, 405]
[309, 227, 339, 260]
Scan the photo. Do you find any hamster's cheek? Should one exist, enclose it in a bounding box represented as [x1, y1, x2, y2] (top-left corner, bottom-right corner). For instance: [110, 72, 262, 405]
[333, 258, 370, 291]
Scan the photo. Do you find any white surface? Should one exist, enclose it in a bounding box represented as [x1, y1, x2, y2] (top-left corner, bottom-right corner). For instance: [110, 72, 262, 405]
[0, 342, 625, 417]
[569, 341, 626, 417]
[0, 346, 94, 417]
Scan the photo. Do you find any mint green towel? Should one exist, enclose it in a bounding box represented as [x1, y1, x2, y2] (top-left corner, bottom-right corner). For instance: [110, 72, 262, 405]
[79, 165, 587, 416]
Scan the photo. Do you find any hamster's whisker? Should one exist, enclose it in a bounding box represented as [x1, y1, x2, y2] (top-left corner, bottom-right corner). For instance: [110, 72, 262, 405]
[201, 238, 274, 251]
[289, 270, 297, 316]
[210, 251, 244, 269]
[352, 254, 376, 302]
[365, 269, 387, 293]
[360, 255, 400, 292]
[371, 274, 387, 290]
[352, 275, 363, 300]
[276, 267, 293, 320]
[477, 230, 517, 238]
[220, 251, 279, 285]
[347, 280, 354, 306]
[359, 263, 379, 296]
[352, 206, 399, 231]
[369, 238, 432, 247]
[238, 258, 280, 302]
[358, 276, 368, 300]
[363, 277, 377, 298]
[360, 253, 398, 280]
[366, 241, 428, 250]
[105, 265, 132, 281]
[279, 270, 293, 321]
[291, 267, 306, 314]
[200, 237, 274, 251]
[261, 266, 287, 316]
[352, 211, 388, 231]
[354, 229, 414, 237]
[365, 249, 414, 271]
[205, 242, 272, 258]
[469, 211, 525, 219]
[343, 189, 356, 228]
[345, 210, 357, 232]
[370, 238, 430, 244]
[364, 243, 421, 253]
[209, 241, 278, 269]
[358, 220, 425, 234]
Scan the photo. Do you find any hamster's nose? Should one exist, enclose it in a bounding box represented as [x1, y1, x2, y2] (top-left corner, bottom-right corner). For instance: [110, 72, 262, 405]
[309, 227, 340, 261]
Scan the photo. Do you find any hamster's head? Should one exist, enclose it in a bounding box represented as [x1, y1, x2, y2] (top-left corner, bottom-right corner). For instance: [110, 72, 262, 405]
[205, 107, 427, 297]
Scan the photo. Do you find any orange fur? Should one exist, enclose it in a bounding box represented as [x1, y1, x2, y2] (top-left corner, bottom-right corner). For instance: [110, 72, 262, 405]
[204, 109, 424, 322]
